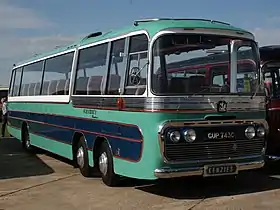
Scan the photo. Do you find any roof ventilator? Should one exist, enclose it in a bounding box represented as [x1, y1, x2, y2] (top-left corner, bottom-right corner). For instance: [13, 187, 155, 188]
[133, 18, 230, 26]
[82, 32, 103, 40]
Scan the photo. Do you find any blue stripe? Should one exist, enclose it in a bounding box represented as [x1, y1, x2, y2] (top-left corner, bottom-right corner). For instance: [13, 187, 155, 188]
[8, 111, 143, 162]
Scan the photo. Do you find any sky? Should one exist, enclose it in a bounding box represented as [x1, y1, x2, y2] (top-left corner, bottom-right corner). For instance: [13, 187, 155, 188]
[1, 0, 280, 86]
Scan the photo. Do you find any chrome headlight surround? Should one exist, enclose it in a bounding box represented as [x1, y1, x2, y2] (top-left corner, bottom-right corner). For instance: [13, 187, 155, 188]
[256, 126, 265, 138]
[168, 130, 181, 143]
[183, 129, 196, 143]
[245, 126, 256, 139]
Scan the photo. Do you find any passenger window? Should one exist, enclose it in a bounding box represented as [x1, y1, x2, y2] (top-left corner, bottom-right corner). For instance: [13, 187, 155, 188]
[42, 52, 74, 95]
[20, 61, 44, 96]
[106, 39, 125, 95]
[12, 67, 23, 96]
[125, 34, 148, 95]
[74, 43, 108, 95]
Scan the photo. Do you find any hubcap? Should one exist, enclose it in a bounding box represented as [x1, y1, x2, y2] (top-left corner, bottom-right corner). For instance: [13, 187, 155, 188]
[25, 133, 31, 148]
[99, 152, 108, 176]
[26, 140, 30, 148]
[76, 147, 84, 168]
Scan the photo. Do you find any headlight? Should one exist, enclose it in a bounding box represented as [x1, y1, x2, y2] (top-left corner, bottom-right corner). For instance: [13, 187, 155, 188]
[169, 131, 181, 143]
[257, 126, 265, 137]
[183, 129, 196, 143]
[245, 126, 255, 139]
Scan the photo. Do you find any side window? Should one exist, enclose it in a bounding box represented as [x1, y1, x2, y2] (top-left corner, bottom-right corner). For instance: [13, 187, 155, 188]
[42, 52, 74, 95]
[9, 70, 15, 96]
[74, 43, 108, 95]
[20, 61, 44, 96]
[107, 38, 125, 95]
[236, 45, 258, 93]
[12, 68, 23, 96]
[213, 75, 224, 86]
[125, 34, 148, 95]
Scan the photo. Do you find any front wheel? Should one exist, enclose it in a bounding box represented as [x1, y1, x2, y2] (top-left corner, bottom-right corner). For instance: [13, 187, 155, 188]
[22, 125, 33, 152]
[98, 141, 120, 187]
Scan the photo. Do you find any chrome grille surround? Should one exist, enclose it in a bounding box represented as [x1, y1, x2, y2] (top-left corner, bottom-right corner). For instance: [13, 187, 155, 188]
[158, 119, 268, 164]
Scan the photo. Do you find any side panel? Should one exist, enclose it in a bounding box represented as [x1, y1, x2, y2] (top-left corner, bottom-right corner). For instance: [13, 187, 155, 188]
[8, 124, 95, 165]
[7, 102, 162, 179]
[31, 133, 73, 159]
[8, 117, 74, 160]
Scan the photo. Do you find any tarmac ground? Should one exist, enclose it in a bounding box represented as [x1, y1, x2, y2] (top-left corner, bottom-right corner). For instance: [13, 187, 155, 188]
[1, 138, 280, 210]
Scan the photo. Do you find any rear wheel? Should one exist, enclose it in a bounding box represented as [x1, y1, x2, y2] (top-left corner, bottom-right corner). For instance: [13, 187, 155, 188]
[76, 137, 91, 177]
[98, 141, 120, 187]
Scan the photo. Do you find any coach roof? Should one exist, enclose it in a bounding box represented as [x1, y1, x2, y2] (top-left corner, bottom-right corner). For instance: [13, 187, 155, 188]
[15, 18, 253, 67]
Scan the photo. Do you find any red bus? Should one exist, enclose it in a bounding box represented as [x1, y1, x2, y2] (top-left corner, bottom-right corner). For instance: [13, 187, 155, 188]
[260, 45, 280, 160]
[162, 48, 259, 97]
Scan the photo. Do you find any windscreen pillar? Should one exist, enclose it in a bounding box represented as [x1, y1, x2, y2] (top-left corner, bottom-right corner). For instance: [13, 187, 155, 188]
[230, 40, 238, 93]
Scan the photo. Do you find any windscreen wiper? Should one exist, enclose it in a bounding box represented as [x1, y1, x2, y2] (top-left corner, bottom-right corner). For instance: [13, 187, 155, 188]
[250, 81, 263, 99]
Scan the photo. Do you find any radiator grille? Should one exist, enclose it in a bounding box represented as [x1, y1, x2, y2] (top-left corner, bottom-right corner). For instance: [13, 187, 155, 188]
[164, 139, 264, 162]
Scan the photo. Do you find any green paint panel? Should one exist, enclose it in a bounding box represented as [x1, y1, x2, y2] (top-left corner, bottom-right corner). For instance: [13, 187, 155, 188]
[7, 126, 21, 141]
[30, 133, 73, 160]
[88, 151, 93, 167]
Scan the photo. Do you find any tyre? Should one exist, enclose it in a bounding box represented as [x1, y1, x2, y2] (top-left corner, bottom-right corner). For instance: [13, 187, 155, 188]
[21, 125, 33, 152]
[98, 141, 120, 187]
[76, 136, 91, 177]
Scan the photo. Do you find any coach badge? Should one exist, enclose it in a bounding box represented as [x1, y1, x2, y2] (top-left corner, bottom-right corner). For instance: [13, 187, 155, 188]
[217, 100, 227, 113]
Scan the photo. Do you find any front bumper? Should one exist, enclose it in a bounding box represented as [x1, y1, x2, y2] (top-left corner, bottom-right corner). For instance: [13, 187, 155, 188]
[265, 155, 280, 161]
[154, 160, 264, 179]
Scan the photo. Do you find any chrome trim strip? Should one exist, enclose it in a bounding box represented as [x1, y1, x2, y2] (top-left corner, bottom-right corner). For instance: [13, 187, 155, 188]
[71, 95, 266, 112]
[266, 155, 280, 161]
[154, 160, 264, 178]
[157, 119, 269, 164]
[144, 96, 265, 111]
[158, 118, 269, 133]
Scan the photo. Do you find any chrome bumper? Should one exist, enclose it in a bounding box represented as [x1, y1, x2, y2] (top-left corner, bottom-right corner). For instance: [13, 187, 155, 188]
[154, 160, 265, 179]
[266, 155, 280, 161]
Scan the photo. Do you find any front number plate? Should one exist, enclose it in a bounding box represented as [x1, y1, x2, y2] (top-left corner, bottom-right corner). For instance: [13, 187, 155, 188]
[203, 164, 238, 177]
